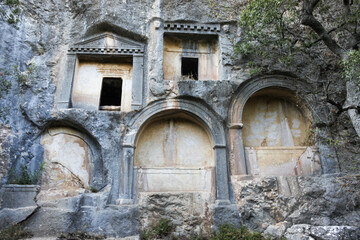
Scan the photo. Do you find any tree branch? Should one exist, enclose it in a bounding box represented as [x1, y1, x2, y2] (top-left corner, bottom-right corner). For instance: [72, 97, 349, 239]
[301, 0, 346, 58]
[325, 80, 360, 115]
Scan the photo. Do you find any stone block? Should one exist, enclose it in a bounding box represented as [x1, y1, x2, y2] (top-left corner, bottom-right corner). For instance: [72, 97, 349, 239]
[1, 185, 39, 209]
[0, 206, 38, 229]
[285, 224, 360, 240]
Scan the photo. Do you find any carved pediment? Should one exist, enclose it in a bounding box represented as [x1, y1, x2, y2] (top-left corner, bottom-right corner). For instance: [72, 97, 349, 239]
[69, 33, 144, 55]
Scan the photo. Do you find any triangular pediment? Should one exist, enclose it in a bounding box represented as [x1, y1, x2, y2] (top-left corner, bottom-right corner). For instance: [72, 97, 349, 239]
[72, 33, 144, 50]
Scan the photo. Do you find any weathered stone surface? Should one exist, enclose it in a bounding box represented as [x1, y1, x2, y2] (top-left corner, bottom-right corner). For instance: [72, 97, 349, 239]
[0, 125, 12, 186]
[346, 80, 360, 137]
[23, 207, 76, 237]
[0, 0, 359, 238]
[284, 224, 360, 240]
[232, 174, 360, 238]
[1, 185, 39, 209]
[263, 222, 288, 239]
[70, 205, 139, 238]
[0, 206, 38, 229]
[138, 192, 213, 237]
[16, 192, 140, 238]
[213, 202, 241, 231]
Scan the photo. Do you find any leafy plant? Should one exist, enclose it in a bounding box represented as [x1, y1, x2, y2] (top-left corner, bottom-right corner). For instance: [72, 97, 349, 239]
[0, 66, 11, 99]
[0, 224, 32, 240]
[140, 218, 174, 240]
[58, 231, 106, 240]
[302, 127, 315, 146]
[343, 50, 360, 88]
[8, 162, 45, 185]
[210, 224, 265, 240]
[0, 0, 21, 25]
[12, 63, 38, 87]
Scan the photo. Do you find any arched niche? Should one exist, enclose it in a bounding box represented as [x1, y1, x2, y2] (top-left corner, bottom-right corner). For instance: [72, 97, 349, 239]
[118, 98, 230, 204]
[38, 126, 105, 201]
[134, 112, 215, 193]
[228, 75, 321, 177]
[242, 88, 311, 147]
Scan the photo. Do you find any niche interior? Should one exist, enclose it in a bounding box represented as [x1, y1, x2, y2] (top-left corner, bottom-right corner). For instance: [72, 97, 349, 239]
[134, 112, 215, 194]
[72, 56, 133, 111]
[163, 34, 219, 81]
[242, 88, 320, 176]
[58, 32, 144, 111]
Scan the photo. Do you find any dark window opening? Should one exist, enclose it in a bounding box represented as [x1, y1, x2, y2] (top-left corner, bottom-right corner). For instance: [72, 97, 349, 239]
[99, 77, 122, 110]
[181, 57, 198, 80]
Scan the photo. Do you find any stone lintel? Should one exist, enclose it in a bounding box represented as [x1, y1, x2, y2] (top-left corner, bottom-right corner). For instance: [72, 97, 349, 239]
[164, 22, 220, 35]
[68, 47, 144, 55]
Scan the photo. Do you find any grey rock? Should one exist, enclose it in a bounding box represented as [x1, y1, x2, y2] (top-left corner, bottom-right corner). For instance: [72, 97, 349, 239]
[263, 222, 288, 239]
[346, 80, 360, 137]
[23, 207, 76, 237]
[213, 202, 241, 231]
[232, 175, 360, 234]
[1, 185, 39, 209]
[70, 205, 139, 238]
[0, 0, 359, 238]
[285, 224, 360, 240]
[0, 206, 38, 229]
[0, 125, 12, 186]
[138, 192, 213, 237]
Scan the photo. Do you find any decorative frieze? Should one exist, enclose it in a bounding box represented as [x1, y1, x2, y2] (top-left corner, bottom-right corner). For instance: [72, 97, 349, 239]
[164, 22, 220, 34]
[68, 47, 144, 55]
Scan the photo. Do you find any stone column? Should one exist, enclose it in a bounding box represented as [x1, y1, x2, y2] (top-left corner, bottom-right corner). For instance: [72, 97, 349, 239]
[132, 55, 144, 110]
[214, 145, 230, 204]
[117, 145, 135, 204]
[228, 123, 248, 175]
[57, 54, 77, 109]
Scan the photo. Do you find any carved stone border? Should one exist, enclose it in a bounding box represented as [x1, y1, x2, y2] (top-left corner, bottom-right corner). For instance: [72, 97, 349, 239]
[164, 22, 221, 34]
[117, 98, 231, 205]
[227, 75, 329, 176]
[68, 47, 144, 55]
[57, 33, 145, 111]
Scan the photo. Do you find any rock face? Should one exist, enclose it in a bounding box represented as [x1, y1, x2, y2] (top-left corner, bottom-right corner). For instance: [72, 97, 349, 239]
[232, 174, 360, 239]
[0, 0, 359, 239]
[0, 125, 12, 186]
[138, 192, 213, 237]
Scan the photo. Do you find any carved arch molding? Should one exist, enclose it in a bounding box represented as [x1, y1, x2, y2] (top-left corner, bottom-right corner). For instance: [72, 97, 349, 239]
[118, 98, 231, 204]
[228, 75, 317, 176]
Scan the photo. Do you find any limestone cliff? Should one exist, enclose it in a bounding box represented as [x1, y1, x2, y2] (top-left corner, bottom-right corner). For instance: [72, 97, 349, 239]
[0, 0, 359, 239]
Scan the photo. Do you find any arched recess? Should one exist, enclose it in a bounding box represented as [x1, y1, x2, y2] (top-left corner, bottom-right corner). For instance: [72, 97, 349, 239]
[38, 121, 106, 201]
[228, 75, 321, 176]
[134, 113, 215, 193]
[119, 98, 230, 204]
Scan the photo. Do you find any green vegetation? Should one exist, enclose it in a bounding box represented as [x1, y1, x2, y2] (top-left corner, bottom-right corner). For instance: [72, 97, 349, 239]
[0, 224, 32, 240]
[141, 219, 174, 240]
[209, 0, 360, 88]
[236, 0, 300, 60]
[0, 65, 11, 99]
[0, 0, 21, 25]
[141, 219, 275, 240]
[58, 231, 106, 240]
[210, 224, 265, 240]
[12, 63, 38, 87]
[8, 162, 45, 185]
[343, 50, 360, 87]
